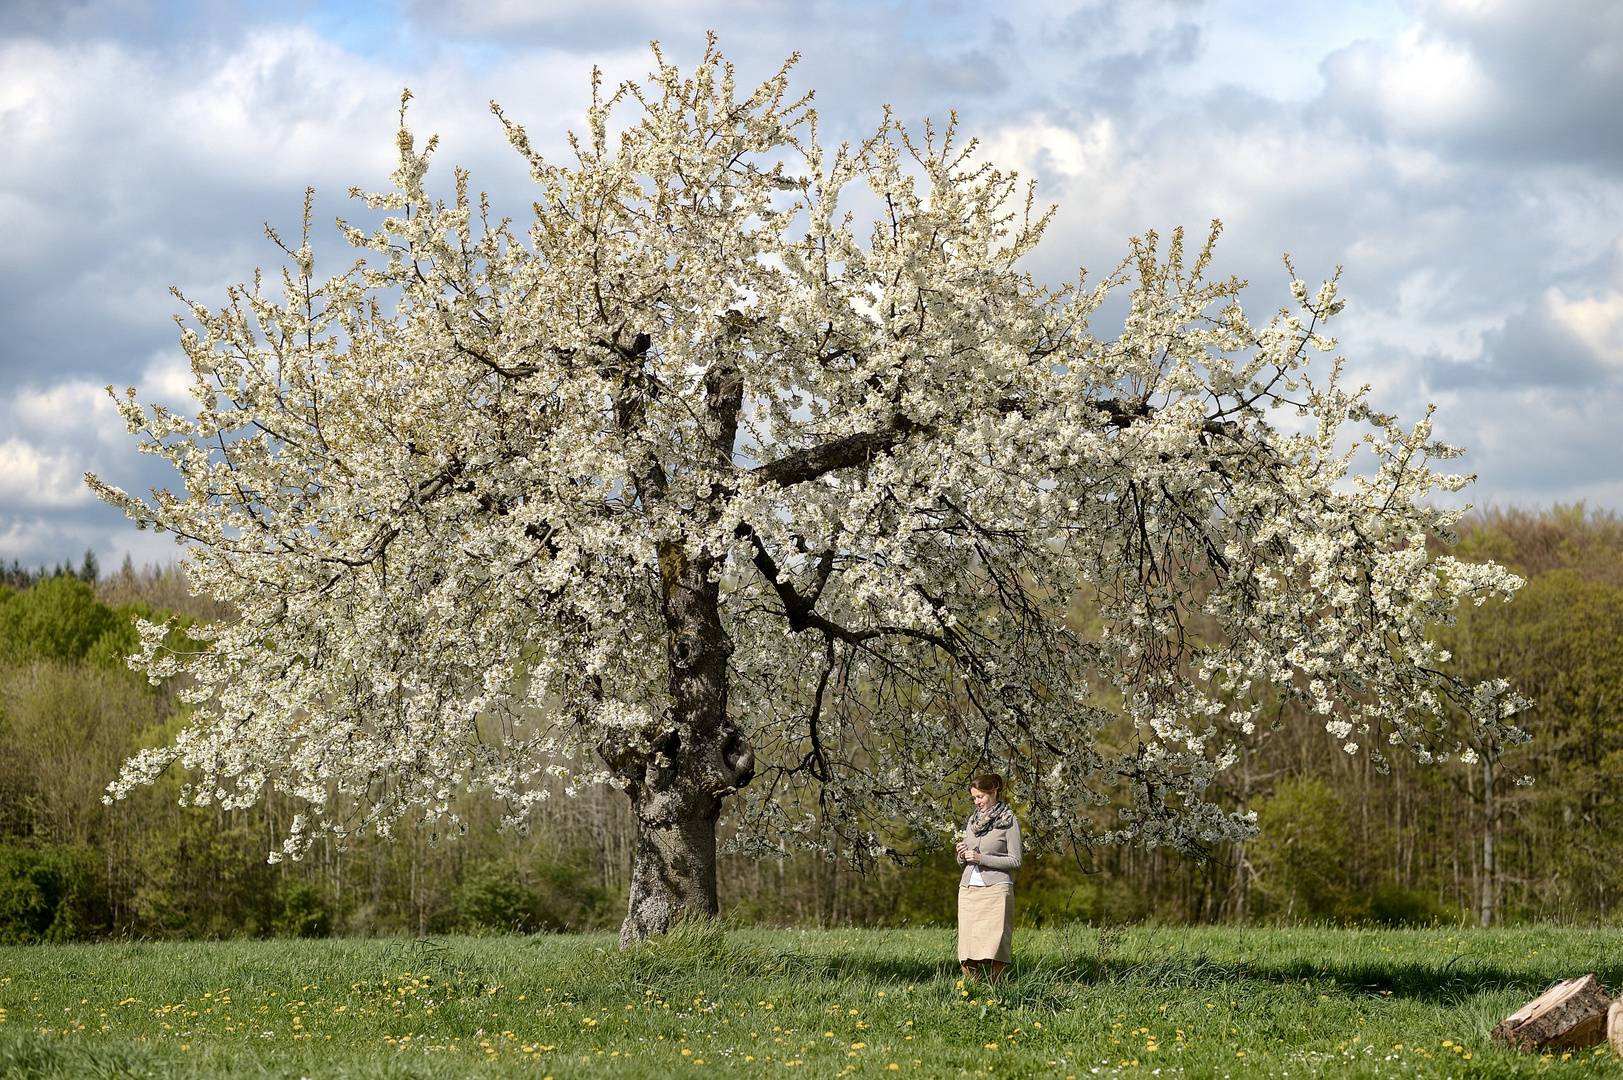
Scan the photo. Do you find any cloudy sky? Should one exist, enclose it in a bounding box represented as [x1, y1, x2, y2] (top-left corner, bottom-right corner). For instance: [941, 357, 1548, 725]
[1, 0, 1619, 570]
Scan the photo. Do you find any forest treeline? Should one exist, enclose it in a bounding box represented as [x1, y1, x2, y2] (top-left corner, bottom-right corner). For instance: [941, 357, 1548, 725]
[1, 505, 1621, 942]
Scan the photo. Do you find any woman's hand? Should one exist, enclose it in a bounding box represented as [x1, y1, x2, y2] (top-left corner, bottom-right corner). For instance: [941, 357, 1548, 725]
[959, 846, 980, 864]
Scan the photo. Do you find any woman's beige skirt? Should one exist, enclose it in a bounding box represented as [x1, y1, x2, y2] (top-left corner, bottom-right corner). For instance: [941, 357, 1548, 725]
[957, 883, 1013, 963]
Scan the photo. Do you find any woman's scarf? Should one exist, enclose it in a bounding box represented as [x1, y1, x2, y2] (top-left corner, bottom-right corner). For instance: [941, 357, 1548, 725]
[966, 800, 1016, 837]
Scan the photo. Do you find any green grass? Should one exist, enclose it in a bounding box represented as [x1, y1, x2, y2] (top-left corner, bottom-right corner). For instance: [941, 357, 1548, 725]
[2, 923, 1622, 1077]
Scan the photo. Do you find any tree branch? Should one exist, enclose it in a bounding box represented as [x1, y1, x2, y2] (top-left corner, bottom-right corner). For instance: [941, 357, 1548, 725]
[750, 413, 920, 488]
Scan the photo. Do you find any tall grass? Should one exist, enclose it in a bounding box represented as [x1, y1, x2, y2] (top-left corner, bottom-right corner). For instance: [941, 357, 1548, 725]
[2, 925, 1621, 1077]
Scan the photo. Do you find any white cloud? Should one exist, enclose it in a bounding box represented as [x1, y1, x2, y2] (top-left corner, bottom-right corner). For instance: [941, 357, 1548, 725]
[411, 0, 753, 41]
[1332, 24, 1498, 138]
[136, 350, 197, 408]
[0, 438, 91, 508]
[1322, 0, 1623, 164]
[1428, 379, 1623, 508]
[1546, 283, 1623, 370]
[978, 117, 1116, 192]
[3, 0, 1623, 568]
[8, 378, 122, 445]
[0, 369, 184, 560]
[0, 29, 407, 196]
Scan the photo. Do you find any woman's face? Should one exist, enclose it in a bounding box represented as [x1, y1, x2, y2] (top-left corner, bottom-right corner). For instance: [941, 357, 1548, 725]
[970, 786, 996, 811]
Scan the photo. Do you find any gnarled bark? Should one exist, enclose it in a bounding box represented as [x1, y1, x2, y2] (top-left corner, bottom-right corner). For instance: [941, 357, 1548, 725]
[620, 727, 753, 945]
[614, 542, 754, 946]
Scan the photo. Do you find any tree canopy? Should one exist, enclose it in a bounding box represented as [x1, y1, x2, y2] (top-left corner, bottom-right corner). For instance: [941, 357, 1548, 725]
[0, 575, 127, 667]
[90, 40, 1525, 941]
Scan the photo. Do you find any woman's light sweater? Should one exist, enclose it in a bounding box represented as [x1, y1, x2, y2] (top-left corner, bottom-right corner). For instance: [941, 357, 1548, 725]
[957, 810, 1022, 887]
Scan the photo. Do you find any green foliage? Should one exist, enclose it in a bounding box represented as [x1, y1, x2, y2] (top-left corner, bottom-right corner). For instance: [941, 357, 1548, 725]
[1251, 777, 1352, 922]
[1015, 854, 1149, 928]
[803, 823, 1151, 932]
[129, 810, 279, 939]
[0, 576, 119, 665]
[0, 843, 96, 943]
[1453, 502, 1623, 586]
[453, 860, 542, 933]
[1447, 568, 1623, 731]
[83, 611, 142, 670]
[1361, 883, 1457, 927]
[454, 852, 617, 933]
[1441, 561, 1623, 919]
[0, 660, 165, 845]
[529, 849, 617, 931]
[0, 570, 202, 676]
[882, 848, 963, 927]
[271, 878, 332, 938]
[10, 517, 1623, 939]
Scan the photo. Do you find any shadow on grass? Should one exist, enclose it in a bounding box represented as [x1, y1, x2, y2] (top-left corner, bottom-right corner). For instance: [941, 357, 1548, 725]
[37, 924, 1599, 1016]
[1197, 953, 1617, 1005]
[0, 1029, 162, 1080]
[637, 927, 1623, 1010]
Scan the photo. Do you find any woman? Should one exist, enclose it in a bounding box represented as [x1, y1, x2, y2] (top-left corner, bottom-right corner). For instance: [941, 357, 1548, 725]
[955, 773, 1021, 983]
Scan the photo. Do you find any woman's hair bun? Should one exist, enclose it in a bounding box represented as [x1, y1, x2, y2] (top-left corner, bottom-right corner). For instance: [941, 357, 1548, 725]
[970, 773, 1004, 796]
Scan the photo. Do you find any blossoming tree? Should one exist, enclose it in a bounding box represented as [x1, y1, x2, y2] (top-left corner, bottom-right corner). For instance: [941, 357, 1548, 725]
[91, 41, 1526, 943]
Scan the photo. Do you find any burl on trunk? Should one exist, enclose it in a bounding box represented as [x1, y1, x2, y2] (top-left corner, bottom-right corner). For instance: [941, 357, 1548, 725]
[611, 545, 754, 946]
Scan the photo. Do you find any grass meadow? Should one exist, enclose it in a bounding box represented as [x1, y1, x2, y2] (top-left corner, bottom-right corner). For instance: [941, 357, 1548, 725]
[2, 923, 1622, 1078]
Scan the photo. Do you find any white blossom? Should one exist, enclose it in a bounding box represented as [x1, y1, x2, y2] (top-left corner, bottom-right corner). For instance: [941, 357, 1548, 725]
[89, 42, 1525, 877]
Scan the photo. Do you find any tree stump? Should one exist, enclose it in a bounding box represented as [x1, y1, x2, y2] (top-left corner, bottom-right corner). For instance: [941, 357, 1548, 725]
[1606, 1000, 1623, 1056]
[1492, 975, 1612, 1052]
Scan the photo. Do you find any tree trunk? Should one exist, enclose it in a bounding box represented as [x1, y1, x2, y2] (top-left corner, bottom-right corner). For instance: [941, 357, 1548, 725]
[613, 543, 754, 946]
[622, 766, 727, 945]
[1480, 755, 1497, 927]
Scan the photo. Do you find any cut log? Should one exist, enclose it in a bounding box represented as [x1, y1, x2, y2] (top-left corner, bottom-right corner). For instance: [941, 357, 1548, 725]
[1492, 975, 1612, 1052]
[1607, 1000, 1623, 1057]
